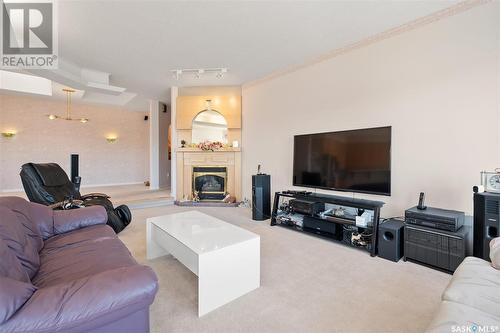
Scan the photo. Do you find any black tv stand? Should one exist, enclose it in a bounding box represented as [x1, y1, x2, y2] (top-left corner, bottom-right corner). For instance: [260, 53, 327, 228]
[271, 191, 385, 256]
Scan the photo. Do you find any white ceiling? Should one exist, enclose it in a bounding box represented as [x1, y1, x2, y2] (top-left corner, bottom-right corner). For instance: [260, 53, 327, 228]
[29, 1, 461, 108]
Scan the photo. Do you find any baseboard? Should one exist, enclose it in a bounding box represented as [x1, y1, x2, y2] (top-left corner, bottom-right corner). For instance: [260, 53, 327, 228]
[80, 182, 144, 188]
[0, 188, 24, 193]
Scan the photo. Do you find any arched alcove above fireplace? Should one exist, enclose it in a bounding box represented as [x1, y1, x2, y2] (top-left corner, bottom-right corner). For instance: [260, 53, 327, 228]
[191, 109, 228, 144]
[175, 93, 242, 202]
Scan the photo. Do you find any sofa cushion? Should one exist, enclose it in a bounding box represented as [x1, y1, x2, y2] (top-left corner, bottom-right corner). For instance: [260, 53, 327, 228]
[0, 276, 37, 324]
[32, 225, 137, 288]
[426, 300, 500, 333]
[490, 238, 500, 269]
[0, 206, 43, 279]
[0, 239, 29, 283]
[442, 256, 500, 317]
[0, 266, 157, 333]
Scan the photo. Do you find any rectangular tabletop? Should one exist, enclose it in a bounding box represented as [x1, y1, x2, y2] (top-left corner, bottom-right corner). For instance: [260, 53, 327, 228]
[147, 210, 259, 254]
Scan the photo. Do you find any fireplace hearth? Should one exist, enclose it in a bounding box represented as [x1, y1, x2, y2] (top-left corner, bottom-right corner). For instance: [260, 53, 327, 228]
[192, 166, 227, 200]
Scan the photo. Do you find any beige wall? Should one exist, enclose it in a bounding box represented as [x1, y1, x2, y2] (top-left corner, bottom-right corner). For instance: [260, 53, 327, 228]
[242, 3, 500, 217]
[0, 94, 149, 191]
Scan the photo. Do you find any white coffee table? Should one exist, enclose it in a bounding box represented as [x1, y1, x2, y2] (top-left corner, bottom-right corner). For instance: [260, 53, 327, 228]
[146, 210, 260, 316]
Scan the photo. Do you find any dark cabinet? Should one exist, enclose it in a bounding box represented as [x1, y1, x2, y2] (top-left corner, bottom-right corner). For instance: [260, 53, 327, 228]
[404, 225, 467, 273]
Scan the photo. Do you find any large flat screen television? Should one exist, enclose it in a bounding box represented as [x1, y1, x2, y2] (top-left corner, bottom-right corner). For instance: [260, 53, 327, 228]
[293, 126, 391, 196]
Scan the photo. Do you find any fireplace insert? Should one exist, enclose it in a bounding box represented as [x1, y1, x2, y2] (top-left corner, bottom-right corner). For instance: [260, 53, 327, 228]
[193, 166, 227, 200]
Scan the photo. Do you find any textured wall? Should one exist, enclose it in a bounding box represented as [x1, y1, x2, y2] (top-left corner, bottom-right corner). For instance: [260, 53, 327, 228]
[242, 3, 500, 217]
[0, 93, 149, 191]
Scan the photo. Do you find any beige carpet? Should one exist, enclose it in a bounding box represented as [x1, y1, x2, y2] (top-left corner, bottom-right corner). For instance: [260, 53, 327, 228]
[119, 205, 451, 333]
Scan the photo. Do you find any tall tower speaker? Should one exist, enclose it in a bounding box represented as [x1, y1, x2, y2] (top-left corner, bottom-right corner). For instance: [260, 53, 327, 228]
[378, 219, 404, 262]
[252, 174, 271, 221]
[474, 192, 500, 261]
[70, 154, 81, 191]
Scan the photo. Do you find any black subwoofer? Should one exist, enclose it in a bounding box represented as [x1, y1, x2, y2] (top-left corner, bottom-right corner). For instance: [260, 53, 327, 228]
[378, 219, 404, 262]
[252, 174, 270, 221]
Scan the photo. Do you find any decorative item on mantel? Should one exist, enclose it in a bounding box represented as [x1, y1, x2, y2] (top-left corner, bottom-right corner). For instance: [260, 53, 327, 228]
[180, 140, 187, 148]
[197, 140, 224, 151]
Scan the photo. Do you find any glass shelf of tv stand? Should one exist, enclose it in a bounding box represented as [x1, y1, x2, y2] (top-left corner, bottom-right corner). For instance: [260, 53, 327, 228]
[322, 214, 373, 228]
[323, 214, 356, 226]
[274, 213, 374, 252]
[274, 211, 373, 229]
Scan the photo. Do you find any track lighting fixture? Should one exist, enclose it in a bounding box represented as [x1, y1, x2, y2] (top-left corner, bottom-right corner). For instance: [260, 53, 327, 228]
[171, 68, 228, 80]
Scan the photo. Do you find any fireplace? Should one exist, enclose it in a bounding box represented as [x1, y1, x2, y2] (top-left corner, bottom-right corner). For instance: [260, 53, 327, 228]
[192, 166, 227, 200]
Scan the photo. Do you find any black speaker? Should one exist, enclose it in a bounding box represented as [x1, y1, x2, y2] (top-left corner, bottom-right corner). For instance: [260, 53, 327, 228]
[252, 174, 270, 221]
[70, 154, 81, 191]
[70, 154, 79, 182]
[474, 192, 500, 261]
[378, 219, 404, 262]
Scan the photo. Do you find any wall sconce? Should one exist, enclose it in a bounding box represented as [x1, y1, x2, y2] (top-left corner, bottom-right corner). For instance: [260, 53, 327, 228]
[106, 135, 118, 143]
[1, 131, 16, 138]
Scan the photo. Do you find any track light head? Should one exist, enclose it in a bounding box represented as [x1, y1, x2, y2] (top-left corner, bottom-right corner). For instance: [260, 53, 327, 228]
[173, 70, 182, 80]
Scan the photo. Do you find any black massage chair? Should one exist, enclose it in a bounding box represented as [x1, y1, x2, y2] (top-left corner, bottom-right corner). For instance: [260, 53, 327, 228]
[20, 163, 131, 233]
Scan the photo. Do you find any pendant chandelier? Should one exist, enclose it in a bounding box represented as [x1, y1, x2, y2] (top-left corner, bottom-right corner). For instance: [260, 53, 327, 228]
[47, 88, 89, 123]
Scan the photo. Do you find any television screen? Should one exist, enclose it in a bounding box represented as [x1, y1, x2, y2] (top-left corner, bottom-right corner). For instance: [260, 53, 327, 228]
[293, 126, 391, 196]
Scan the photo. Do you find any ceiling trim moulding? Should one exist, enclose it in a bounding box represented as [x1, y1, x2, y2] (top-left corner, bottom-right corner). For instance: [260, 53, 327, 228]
[242, 0, 491, 89]
[0, 70, 52, 96]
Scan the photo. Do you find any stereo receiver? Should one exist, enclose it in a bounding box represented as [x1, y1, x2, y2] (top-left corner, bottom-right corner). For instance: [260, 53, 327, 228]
[289, 199, 325, 216]
[405, 206, 464, 232]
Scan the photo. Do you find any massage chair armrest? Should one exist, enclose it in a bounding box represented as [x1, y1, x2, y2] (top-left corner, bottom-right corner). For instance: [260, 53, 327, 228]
[48, 201, 65, 209]
[53, 205, 107, 235]
[0, 266, 158, 333]
[81, 193, 111, 200]
[47, 199, 85, 210]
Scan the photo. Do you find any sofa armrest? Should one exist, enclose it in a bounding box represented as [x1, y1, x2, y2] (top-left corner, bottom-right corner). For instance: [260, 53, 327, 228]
[0, 265, 158, 333]
[53, 206, 107, 235]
